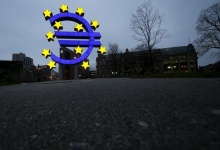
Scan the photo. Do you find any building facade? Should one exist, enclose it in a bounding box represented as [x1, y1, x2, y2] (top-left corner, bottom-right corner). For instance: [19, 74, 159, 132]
[96, 44, 198, 77]
[59, 47, 75, 80]
[59, 47, 90, 80]
[12, 53, 35, 82]
[12, 53, 33, 67]
[0, 61, 23, 82]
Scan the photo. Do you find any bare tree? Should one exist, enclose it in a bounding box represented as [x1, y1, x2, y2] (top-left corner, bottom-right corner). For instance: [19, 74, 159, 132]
[130, 1, 169, 44]
[108, 42, 119, 54]
[130, 0, 169, 73]
[134, 43, 150, 74]
[194, 2, 220, 57]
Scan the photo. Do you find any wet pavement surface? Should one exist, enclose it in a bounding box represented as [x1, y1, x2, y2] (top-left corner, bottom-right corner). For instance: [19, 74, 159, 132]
[0, 78, 220, 150]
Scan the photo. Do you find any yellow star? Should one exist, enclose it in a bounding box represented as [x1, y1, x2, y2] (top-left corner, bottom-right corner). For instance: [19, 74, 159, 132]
[47, 60, 56, 69]
[45, 31, 55, 41]
[60, 4, 68, 12]
[41, 49, 51, 58]
[76, 8, 84, 16]
[43, 9, 53, 20]
[91, 20, 99, 30]
[74, 46, 83, 54]
[81, 61, 90, 70]
[53, 21, 63, 30]
[98, 46, 107, 54]
[74, 23, 83, 32]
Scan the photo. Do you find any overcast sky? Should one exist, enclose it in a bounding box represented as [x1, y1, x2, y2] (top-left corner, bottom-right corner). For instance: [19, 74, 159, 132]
[0, 0, 219, 71]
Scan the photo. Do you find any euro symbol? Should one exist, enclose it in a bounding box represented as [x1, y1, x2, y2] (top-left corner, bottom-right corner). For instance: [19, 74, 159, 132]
[48, 12, 102, 65]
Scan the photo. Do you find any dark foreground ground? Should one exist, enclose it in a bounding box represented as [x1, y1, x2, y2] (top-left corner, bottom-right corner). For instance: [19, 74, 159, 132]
[0, 78, 220, 150]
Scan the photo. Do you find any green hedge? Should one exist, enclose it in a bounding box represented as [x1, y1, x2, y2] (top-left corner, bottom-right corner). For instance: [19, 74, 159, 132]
[0, 80, 20, 86]
[135, 72, 220, 78]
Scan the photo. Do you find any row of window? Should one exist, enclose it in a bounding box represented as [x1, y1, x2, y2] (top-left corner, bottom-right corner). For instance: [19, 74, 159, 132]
[23, 58, 33, 67]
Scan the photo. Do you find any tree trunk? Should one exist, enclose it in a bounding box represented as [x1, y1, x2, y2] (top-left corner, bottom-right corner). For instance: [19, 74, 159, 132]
[149, 49, 154, 73]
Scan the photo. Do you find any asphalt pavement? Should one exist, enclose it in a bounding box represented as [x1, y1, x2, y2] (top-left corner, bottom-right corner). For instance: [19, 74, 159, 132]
[0, 78, 220, 150]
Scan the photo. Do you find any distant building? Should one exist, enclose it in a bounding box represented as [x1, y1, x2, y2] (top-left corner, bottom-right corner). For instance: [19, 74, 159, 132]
[89, 70, 97, 78]
[12, 53, 35, 82]
[212, 61, 220, 72]
[199, 61, 220, 72]
[96, 44, 198, 77]
[78, 65, 90, 79]
[0, 61, 23, 82]
[12, 53, 34, 67]
[59, 47, 90, 80]
[36, 65, 51, 81]
[51, 70, 59, 80]
[59, 47, 75, 80]
[157, 44, 198, 73]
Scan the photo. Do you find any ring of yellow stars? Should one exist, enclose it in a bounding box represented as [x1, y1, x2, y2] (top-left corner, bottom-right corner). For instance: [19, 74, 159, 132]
[98, 46, 107, 54]
[74, 46, 83, 55]
[76, 8, 84, 16]
[45, 31, 55, 41]
[41, 49, 51, 58]
[47, 60, 56, 69]
[60, 4, 68, 12]
[81, 61, 90, 70]
[91, 20, 99, 30]
[43, 9, 53, 20]
[53, 21, 63, 30]
[74, 23, 83, 32]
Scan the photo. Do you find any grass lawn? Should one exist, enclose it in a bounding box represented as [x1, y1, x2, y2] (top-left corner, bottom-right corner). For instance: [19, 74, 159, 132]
[0, 80, 21, 86]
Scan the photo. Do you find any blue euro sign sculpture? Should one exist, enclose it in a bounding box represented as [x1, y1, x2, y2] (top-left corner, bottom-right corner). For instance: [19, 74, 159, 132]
[49, 13, 101, 65]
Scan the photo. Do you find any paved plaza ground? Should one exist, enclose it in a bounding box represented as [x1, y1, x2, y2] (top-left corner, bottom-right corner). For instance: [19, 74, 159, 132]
[0, 78, 219, 150]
